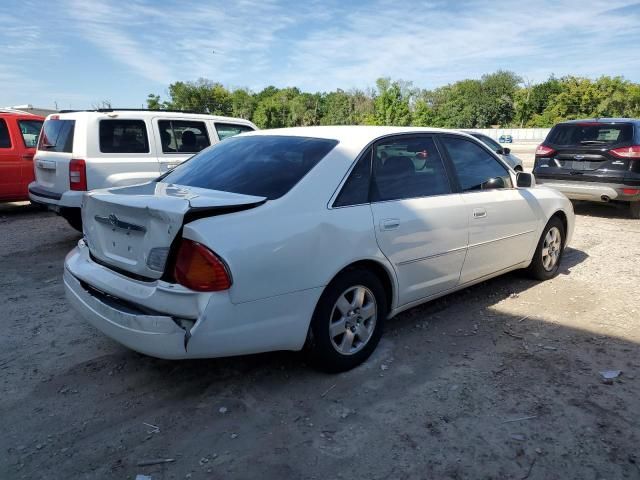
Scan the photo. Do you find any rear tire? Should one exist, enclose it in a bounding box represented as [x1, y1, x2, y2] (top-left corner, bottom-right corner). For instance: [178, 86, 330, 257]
[305, 268, 387, 373]
[60, 208, 83, 232]
[630, 201, 640, 219]
[527, 216, 565, 281]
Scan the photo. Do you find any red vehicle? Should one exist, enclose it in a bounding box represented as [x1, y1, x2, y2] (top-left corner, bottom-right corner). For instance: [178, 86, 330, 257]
[0, 111, 44, 202]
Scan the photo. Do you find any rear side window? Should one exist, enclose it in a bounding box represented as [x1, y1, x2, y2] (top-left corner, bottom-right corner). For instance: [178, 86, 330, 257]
[371, 136, 451, 202]
[334, 147, 372, 207]
[38, 119, 75, 152]
[0, 119, 11, 148]
[441, 136, 512, 191]
[547, 123, 634, 146]
[215, 123, 254, 140]
[161, 135, 338, 200]
[19, 120, 43, 148]
[158, 120, 210, 153]
[99, 120, 149, 153]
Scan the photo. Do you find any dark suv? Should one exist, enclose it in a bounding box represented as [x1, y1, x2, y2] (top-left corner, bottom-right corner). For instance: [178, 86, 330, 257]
[533, 118, 640, 218]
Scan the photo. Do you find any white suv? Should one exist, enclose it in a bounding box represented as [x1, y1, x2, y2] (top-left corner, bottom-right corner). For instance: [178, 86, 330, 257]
[28, 109, 257, 230]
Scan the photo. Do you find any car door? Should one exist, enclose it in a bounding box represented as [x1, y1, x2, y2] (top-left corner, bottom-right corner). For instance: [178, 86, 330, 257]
[17, 117, 43, 195]
[154, 118, 211, 173]
[368, 135, 468, 306]
[0, 117, 22, 200]
[439, 135, 539, 284]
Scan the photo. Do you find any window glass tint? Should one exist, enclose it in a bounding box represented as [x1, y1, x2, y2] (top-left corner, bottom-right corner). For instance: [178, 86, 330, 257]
[161, 135, 338, 200]
[99, 120, 149, 153]
[441, 136, 512, 191]
[215, 123, 254, 140]
[473, 134, 502, 152]
[38, 119, 75, 152]
[334, 147, 372, 207]
[547, 123, 633, 146]
[19, 120, 43, 148]
[158, 120, 210, 153]
[0, 119, 11, 148]
[371, 136, 450, 202]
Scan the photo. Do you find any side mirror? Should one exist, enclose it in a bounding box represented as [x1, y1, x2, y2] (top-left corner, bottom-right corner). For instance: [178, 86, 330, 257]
[517, 172, 535, 188]
[503, 147, 511, 155]
[481, 177, 506, 190]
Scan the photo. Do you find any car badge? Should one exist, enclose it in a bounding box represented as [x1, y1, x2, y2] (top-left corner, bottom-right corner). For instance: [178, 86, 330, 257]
[574, 155, 585, 160]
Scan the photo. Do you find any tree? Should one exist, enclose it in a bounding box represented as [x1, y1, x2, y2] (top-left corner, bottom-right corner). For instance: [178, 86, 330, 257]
[371, 78, 412, 126]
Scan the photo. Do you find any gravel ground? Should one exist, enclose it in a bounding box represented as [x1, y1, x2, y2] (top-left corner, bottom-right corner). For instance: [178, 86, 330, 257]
[1, 201, 639, 480]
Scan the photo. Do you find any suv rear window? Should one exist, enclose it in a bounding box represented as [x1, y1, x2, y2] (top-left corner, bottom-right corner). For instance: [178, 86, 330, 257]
[99, 119, 149, 153]
[38, 119, 75, 152]
[161, 135, 338, 199]
[19, 120, 43, 148]
[547, 123, 634, 146]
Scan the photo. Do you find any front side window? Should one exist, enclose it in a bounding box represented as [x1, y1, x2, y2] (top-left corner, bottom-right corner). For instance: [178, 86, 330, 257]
[371, 136, 451, 202]
[0, 119, 11, 148]
[334, 147, 372, 207]
[19, 120, 43, 148]
[158, 120, 210, 153]
[215, 123, 254, 141]
[441, 136, 512, 191]
[99, 120, 149, 153]
[474, 134, 502, 153]
[38, 119, 75, 153]
[161, 135, 338, 200]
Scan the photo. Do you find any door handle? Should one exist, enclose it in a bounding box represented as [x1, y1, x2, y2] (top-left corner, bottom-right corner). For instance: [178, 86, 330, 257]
[473, 208, 487, 219]
[21, 154, 34, 160]
[380, 218, 400, 230]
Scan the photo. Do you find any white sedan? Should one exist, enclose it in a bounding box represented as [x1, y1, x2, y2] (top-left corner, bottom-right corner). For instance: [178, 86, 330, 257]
[64, 127, 574, 372]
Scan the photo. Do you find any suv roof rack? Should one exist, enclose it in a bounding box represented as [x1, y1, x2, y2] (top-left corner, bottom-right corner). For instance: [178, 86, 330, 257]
[58, 108, 206, 114]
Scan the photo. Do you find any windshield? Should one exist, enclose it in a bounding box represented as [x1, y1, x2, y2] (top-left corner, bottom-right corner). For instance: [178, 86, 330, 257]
[547, 123, 633, 146]
[161, 135, 338, 200]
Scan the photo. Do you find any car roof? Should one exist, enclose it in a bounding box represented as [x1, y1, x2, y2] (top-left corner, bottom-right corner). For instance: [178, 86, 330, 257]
[558, 118, 640, 125]
[49, 110, 256, 126]
[0, 110, 44, 120]
[244, 125, 471, 143]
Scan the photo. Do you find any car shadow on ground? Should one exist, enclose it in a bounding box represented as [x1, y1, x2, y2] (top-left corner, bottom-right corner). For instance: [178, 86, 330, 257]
[572, 201, 633, 220]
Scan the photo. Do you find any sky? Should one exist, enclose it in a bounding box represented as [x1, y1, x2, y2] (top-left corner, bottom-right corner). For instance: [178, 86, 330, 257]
[2, 0, 640, 110]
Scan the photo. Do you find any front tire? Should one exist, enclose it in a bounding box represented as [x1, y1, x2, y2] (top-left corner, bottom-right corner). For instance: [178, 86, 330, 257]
[305, 268, 387, 373]
[630, 201, 640, 219]
[527, 216, 565, 280]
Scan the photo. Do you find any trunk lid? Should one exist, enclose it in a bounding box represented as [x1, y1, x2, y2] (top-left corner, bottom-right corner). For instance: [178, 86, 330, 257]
[535, 122, 635, 182]
[82, 182, 266, 280]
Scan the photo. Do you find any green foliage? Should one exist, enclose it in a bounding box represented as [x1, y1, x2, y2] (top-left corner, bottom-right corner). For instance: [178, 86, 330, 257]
[147, 73, 640, 129]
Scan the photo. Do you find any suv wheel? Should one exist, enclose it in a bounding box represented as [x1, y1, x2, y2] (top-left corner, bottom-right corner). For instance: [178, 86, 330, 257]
[527, 216, 565, 280]
[630, 201, 640, 219]
[305, 268, 387, 372]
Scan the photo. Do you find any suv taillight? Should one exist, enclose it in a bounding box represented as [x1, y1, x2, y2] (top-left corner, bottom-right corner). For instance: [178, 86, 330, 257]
[174, 239, 232, 292]
[609, 145, 640, 158]
[69, 159, 87, 191]
[535, 144, 556, 157]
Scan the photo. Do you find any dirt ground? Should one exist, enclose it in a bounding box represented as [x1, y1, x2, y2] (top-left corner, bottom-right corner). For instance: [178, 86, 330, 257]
[1, 201, 639, 480]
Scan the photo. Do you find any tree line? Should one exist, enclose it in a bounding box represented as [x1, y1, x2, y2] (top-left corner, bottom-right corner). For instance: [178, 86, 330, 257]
[147, 71, 640, 129]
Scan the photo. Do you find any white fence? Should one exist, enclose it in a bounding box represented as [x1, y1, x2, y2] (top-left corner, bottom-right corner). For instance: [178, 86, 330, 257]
[461, 128, 551, 142]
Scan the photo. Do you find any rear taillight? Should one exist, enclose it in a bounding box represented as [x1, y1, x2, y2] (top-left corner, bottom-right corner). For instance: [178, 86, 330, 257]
[535, 144, 556, 157]
[609, 145, 640, 158]
[69, 159, 87, 191]
[622, 188, 640, 195]
[174, 239, 232, 292]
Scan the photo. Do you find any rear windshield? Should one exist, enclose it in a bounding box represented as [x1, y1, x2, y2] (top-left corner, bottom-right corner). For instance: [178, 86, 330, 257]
[547, 123, 634, 146]
[19, 120, 43, 148]
[38, 119, 75, 152]
[161, 135, 338, 200]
